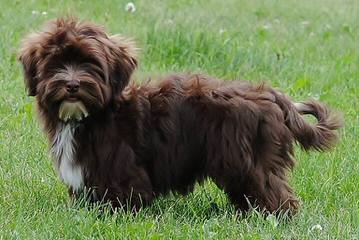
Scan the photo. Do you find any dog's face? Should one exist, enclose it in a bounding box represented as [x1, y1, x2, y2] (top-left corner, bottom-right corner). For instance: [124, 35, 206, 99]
[18, 18, 137, 122]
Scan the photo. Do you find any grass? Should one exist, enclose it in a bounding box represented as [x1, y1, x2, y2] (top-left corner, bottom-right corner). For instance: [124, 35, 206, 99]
[0, 0, 358, 239]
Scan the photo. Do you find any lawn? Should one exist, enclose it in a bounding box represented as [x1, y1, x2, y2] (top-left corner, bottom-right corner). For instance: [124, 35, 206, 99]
[0, 0, 358, 239]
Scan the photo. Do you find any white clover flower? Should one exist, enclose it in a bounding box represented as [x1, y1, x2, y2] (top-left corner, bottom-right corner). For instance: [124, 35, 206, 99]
[310, 224, 323, 232]
[125, 2, 136, 13]
[219, 28, 226, 35]
[301, 21, 310, 27]
[262, 23, 272, 30]
[165, 19, 174, 25]
[41, 11, 48, 15]
[324, 24, 332, 30]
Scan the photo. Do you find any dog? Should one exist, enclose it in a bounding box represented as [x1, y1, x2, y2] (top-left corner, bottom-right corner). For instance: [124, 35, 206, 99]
[18, 18, 342, 215]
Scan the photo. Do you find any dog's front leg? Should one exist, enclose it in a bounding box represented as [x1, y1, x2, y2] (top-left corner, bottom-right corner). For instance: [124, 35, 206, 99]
[92, 143, 154, 212]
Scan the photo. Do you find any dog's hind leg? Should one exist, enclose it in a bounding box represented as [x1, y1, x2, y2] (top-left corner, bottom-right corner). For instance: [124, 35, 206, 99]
[240, 120, 300, 216]
[244, 167, 299, 216]
[213, 165, 298, 217]
[212, 127, 299, 216]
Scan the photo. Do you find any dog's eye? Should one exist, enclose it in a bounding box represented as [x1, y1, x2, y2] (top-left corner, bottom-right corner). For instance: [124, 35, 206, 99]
[92, 66, 105, 81]
[81, 62, 105, 81]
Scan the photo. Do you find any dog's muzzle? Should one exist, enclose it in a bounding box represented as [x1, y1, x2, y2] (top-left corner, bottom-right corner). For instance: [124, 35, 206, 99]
[59, 101, 89, 122]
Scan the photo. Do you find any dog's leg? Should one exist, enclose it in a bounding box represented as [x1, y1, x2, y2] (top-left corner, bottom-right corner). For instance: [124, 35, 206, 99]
[108, 186, 154, 212]
[244, 168, 299, 216]
[215, 176, 252, 212]
[211, 122, 299, 216]
[210, 169, 255, 213]
[214, 167, 298, 217]
[95, 166, 154, 212]
[242, 121, 300, 217]
[65, 161, 154, 211]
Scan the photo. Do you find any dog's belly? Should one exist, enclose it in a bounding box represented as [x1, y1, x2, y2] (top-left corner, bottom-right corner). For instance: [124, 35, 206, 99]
[51, 123, 84, 191]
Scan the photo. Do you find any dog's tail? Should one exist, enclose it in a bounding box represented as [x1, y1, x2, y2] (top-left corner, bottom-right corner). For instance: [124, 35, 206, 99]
[275, 93, 343, 151]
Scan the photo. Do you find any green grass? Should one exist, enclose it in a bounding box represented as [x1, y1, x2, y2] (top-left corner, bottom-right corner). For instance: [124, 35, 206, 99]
[0, 0, 358, 239]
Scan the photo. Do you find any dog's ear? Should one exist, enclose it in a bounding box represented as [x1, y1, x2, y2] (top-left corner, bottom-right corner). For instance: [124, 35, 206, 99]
[18, 34, 42, 96]
[106, 35, 138, 94]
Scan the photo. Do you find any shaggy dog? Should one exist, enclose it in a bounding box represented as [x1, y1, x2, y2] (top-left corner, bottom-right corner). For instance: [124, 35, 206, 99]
[18, 18, 342, 215]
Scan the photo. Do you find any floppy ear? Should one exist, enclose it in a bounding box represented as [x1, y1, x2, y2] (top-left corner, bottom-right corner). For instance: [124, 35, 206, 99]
[106, 35, 138, 94]
[18, 34, 42, 96]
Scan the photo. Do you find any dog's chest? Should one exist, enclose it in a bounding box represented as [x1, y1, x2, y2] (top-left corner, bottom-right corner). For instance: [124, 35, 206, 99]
[50, 123, 83, 192]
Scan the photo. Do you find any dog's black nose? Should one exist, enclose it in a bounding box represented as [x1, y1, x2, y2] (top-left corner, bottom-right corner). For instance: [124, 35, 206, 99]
[66, 81, 80, 93]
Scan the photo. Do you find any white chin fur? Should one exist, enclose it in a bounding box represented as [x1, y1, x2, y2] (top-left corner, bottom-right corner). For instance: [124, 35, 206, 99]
[59, 101, 89, 122]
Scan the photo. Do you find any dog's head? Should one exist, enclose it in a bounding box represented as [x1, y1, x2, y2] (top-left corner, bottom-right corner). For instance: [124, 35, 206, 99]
[18, 17, 138, 122]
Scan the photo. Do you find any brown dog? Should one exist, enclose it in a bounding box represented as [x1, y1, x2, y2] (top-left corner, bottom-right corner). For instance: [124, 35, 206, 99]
[18, 18, 342, 215]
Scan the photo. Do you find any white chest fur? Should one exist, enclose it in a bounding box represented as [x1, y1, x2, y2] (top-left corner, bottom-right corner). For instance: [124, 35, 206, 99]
[50, 123, 83, 192]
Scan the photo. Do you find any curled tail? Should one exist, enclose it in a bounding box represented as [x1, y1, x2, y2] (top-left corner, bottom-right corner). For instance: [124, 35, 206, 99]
[274, 93, 343, 151]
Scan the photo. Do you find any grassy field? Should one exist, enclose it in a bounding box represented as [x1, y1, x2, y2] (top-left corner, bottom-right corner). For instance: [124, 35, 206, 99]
[0, 0, 358, 239]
